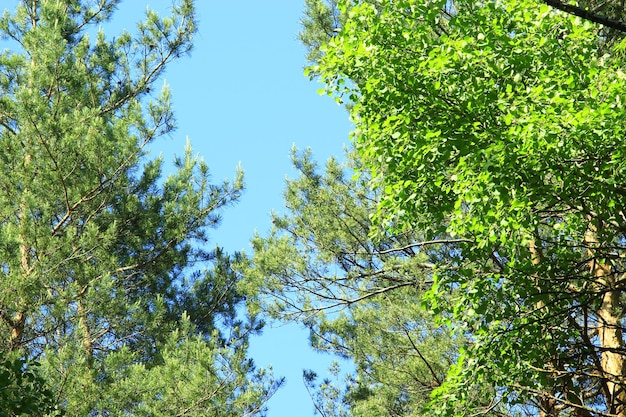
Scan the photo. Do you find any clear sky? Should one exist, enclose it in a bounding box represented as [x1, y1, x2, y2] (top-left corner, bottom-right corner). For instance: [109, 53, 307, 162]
[135, 1, 353, 416]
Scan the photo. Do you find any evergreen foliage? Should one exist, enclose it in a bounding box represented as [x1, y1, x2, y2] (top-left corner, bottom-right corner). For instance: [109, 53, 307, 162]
[0, 1, 281, 415]
[241, 149, 503, 416]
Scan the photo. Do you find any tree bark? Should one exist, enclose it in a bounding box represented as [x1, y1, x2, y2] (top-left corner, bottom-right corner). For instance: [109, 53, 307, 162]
[585, 220, 626, 417]
[530, 237, 562, 417]
[77, 295, 94, 367]
[9, 311, 25, 350]
[11, 152, 32, 351]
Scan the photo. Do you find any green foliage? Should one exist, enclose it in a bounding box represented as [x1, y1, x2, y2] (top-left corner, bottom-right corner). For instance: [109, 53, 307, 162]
[240, 149, 503, 416]
[300, 0, 342, 65]
[82, 315, 277, 417]
[0, 1, 280, 415]
[303, 362, 351, 417]
[314, 0, 626, 415]
[0, 356, 59, 417]
[572, 0, 626, 49]
[300, 0, 452, 69]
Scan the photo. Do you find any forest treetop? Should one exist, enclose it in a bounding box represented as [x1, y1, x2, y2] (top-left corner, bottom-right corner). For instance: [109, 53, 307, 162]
[288, 0, 626, 415]
[0, 1, 281, 415]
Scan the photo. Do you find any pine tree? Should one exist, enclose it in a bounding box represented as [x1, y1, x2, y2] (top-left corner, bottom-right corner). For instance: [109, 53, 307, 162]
[241, 149, 502, 416]
[0, 1, 280, 415]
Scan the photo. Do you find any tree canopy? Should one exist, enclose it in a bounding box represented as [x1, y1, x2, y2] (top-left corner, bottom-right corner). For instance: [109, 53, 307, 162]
[0, 1, 280, 415]
[303, 0, 626, 415]
[8, 0, 626, 416]
[242, 149, 439, 416]
[241, 148, 508, 416]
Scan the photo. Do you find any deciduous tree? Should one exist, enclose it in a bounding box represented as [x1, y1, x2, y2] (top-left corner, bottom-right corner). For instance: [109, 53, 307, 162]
[313, 0, 626, 415]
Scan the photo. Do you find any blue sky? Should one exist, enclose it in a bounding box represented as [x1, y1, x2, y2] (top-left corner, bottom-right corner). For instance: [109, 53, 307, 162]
[140, 1, 353, 416]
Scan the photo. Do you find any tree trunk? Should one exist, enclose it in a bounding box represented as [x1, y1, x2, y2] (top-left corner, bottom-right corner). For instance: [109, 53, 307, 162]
[585, 220, 626, 417]
[530, 237, 562, 417]
[77, 288, 94, 367]
[9, 311, 25, 350]
[538, 396, 559, 417]
[597, 282, 626, 416]
[11, 151, 32, 351]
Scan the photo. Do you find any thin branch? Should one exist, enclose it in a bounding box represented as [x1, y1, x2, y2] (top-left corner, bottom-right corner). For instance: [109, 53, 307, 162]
[349, 238, 471, 256]
[401, 324, 442, 387]
[543, 0, 626, 32]
[302, 372, 332, 417]
[511, 382, 617, 417]
[298, 281, 432, 314]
